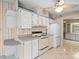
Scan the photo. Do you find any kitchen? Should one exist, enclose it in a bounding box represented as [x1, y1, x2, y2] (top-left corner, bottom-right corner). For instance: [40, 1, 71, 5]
[0, 0, 79, 59]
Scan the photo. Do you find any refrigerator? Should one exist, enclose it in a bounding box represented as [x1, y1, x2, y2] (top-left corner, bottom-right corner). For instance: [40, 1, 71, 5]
[48, 23, 60, 48]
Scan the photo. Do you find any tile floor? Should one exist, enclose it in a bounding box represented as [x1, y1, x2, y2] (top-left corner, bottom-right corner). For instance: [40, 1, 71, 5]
[36, 40, 79, 59]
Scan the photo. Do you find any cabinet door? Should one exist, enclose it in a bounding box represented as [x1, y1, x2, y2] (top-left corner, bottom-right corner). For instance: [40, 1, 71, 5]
[18, 8, 32, 28]
[17, 44, 24, 59]
[21, 9, 32, 28]
[42, 17, 49, 26]
[42, 17, 46, 26]
[24, 41, 32, 59]
[32, 13, 38, 26]
[17, 41, 32, 59]
[32, 39, 38, 59]
[38, 16, 43, 26]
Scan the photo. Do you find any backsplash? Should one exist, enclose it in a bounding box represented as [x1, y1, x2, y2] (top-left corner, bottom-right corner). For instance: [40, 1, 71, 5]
[17, 28, 32, 36]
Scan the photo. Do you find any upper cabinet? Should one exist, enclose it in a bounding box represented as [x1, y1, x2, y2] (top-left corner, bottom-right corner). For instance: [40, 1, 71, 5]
[18, 8, 32, 28]
[45, 17, 49, 27]
[18, 8, 50, 28]
[32, 14, 49, 27]
[32, 13, 39, 26]
[38, 16, 44, 26]
[42, 17, 49, 27]
[38, 16, 49, 27]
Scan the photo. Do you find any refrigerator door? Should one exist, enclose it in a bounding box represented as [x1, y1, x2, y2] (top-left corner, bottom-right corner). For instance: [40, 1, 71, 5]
[49, 23, 60, 35]
[49, 23, 60, 48]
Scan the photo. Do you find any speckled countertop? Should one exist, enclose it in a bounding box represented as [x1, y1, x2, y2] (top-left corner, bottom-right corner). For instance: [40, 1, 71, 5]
[17, 34, 49, 42]
[17, 35, 39, 42]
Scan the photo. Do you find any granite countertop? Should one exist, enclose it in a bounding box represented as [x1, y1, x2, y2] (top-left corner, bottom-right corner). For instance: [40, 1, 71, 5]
[4, 35, 49, 46]
[4, 39, 21, 46]
[17, 35, 39, 42]
[17, 34, 50, 43]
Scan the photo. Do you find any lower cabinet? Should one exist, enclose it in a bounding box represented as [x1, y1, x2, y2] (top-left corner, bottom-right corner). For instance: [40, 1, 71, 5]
[65, 33, 79, 41]
[17, 41, 32, 59]
[17, 39, 39, 59]
[24, 41, 32, 59]
[17, 37, 53, 59]
[32, 39, 39, 59]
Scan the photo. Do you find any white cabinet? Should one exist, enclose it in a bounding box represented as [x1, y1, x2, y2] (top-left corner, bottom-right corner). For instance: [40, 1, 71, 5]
[38, 16, 43, 26]
[32, 39, 38, 58]
[46, 18, 49, 28]
[17, 39, 39, 59]
[17, 44, 24, 59]
[42, 17, 49, 27]
[42, 17, 46, 26]
[24, 41, 32, 59]
[32, 13, 38, 26]
[18, 8, 50, 28]
[17, 41, 32, 59]
[32, 14, 49, 27]
[65, 33, 79, 41]
[18, 8, 32, 28]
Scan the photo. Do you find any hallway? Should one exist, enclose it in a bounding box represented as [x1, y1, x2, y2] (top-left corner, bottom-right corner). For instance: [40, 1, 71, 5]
[36, 40, 79, 59]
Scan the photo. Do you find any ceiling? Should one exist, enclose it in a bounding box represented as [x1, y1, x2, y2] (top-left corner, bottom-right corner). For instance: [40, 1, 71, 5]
[19, 0, 79, 22]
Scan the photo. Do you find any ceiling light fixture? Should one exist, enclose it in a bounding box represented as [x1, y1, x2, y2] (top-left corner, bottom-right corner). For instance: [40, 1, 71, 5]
[55, 7, 63, 13]
[55, 0, 64, 13]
